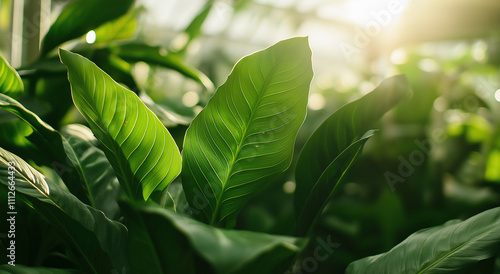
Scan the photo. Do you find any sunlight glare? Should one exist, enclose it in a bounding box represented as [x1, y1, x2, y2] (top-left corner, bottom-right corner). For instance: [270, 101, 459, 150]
[283, 181, 296, 194]
[495, 89, 500, 102]
[182, 91, 199, 107]
[86, 30, 96, 44]
[390, 48, 407, 64]
[308, 93, 326, 110]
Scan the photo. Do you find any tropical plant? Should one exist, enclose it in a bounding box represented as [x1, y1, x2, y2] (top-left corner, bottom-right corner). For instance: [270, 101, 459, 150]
[2, 1, 500, 273]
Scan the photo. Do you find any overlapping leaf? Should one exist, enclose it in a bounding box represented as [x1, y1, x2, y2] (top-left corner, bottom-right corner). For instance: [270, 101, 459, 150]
[40, 0, 135, 56]
[61, 124, 121, 219]
[0, 55, 23, 96]
[93, 7, 143, 45]
[112, 43, 213, 90]
[0, 147, 128, 273]
[122, 201, 304, 274]
[294, 75, 411, 236]
[60, 49, 181, 200]
[346, 207, 500, 273]
[181, 37, 313, 226]
[0, 93, 88, 203]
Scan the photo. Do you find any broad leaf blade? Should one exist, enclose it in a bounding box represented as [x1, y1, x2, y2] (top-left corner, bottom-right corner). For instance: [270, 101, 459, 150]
[60, 124, 121, 219]
[60, 49, 182, 200]
[40, 0, 135, 56]
[181, 37, 313, 226]
[346, 207, 500, 273]
[0, 55, 23, 96]
[0, 93, 89, 203]
[294, 75, 411, 235]
[113, 43, 213, 90]
[294, 131, 375, 236]
[0, 147, 128, 273]
[122, 201, 304, 274]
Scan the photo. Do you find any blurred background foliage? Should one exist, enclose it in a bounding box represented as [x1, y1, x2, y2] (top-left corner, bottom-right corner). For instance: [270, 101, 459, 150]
[1, 0, 500, 272]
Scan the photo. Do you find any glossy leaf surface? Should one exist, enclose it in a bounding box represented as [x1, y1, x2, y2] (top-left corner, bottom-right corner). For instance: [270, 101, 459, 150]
[122, 201, 304, 274]
[181, 37, 313, 225]
[60, 49, 181, 200]
[346, 207, 500, 273]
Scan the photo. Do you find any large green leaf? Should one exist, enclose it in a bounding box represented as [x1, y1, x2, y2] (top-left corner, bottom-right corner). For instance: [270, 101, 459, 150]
[181, 37, 313, 226]
[60, 49, 182, 200]
[112, 43, 213, 90]
[0, 93, 90, 203]
[0, 55, 23, 96]
[60, 124, 121, 219]
[122, 201, 304, 274]
[346, 207, 500, 273]
[40, 0, 135, 56]
[294, 75, 411, 236]
[0, 147, 128, 273]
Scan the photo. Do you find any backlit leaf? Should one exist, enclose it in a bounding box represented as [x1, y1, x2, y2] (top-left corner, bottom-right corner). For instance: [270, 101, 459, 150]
[60, 49, 182, 200]
[40, 0, 135, 56]
[181, 37, 313, 226]
[0, 55, 23, 96]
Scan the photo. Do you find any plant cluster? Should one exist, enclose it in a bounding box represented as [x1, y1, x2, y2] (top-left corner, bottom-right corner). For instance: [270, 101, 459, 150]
[1, 1, 500, 273]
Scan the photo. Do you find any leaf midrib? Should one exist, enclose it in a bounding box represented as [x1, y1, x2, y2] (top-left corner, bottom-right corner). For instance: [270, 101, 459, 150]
[72, 74, 137, 198]
[210, 60, 279, 225]
[418, 224, 495, 273]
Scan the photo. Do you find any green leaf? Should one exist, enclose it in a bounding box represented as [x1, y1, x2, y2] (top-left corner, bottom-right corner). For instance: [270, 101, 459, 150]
[60, 124, 121, 219]
[60, 49, 182, 200]
[294, 75, 411, 236]
[0, 93, 90, 203]
[121, 201, 304, 274]
[40, 0, 135, 56]
[181, 37, 313, 226]
[171, 0, 214, 54]
[346, 207, 500, 273]
[112, 43, 214, 90]
[0, 147, 128, 273]
[0, 55, 23, 96]
[93, 7, 143, 45]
